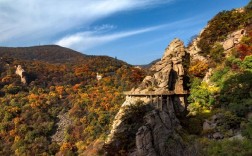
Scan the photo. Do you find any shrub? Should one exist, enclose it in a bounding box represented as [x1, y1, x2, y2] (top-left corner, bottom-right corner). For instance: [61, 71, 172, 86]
[203, 139, 252, 156]
[219, 71, 252, 117]
[188, 79, 219, 115]
[210, 67, 230, 85]
[241, 55, 252, 70]
[189, 60, 209, 78]
[4, 84, 21, 94]
[209, 43, 225, 63]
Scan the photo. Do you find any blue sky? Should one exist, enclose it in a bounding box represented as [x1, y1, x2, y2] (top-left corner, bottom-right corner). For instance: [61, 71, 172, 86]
[0, 0, 249, 65]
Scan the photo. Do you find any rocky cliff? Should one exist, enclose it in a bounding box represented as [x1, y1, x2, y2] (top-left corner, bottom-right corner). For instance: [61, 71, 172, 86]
[105, 39, 190, 156]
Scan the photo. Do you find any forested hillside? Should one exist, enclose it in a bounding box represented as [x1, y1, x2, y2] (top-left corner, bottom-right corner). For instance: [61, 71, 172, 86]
[185, 2, 252, 155]
[0, 55, 146, 155]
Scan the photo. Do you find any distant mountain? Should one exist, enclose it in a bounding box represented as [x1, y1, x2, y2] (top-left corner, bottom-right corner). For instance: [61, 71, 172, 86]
[0, 45, 87, 63]
[137, 58, 161, 69]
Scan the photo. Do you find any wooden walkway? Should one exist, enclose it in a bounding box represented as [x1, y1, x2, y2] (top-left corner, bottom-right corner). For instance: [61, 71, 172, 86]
[124, 90, 189, 96]
[123, 90, 189, 111]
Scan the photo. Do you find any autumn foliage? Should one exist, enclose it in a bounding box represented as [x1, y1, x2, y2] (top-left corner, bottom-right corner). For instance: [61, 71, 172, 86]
[189, 60, 209, 78]
[0, 56, 146, 155]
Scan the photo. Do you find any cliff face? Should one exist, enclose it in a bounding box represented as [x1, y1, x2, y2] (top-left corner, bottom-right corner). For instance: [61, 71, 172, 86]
[105, 39, 190, 156]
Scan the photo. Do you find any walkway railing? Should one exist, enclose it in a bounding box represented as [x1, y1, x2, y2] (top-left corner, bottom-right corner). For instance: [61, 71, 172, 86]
[124, 90, 189, 96]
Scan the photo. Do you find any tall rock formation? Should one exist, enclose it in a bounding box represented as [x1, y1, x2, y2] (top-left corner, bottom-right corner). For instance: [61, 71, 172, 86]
[105, 39, 190, 156]
[15, 65, 27, 84]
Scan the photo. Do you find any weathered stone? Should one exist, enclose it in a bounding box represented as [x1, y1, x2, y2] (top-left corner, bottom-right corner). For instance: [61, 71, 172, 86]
[229, 133, 244, 141]
[15, 65, 27, 84]
[187, 35, 208, 62]
[136, 110, 184, 156]
[223, 29, 246, 50]
[213, 132, 224, 139]
[203, 68, 213, 84]
[223, 38, 234, 50]
[203, 120, 213, 131]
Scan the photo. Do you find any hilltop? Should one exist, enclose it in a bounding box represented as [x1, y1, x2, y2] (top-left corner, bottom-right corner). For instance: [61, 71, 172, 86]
[0, 45, 87, 63]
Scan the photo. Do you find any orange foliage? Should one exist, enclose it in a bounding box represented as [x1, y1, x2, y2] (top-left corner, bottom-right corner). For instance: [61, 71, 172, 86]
[60, 142, 73, 151]
[1, 76, 12, 83]
[8, 107, 20, 113]
[130, 68, 145, 83]
[237, 44, 252, 60]
[14, 136, 21, 143]
[74, 65, 90, 76]
[55, 86, 64, 95]
[13, 117, 21, 125]
[9, 129, 16, 137]
[189, 60, 209, 77]
[73, 84, 81, 92]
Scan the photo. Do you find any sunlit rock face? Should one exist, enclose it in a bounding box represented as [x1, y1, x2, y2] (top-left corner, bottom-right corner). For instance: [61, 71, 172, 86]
[222, 29, 246, 51]
[15, 65, 27, 84]
[105, 38, 190, 156]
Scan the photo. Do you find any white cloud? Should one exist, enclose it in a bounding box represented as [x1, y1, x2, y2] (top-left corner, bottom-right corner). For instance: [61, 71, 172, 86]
[56, 25, 164, 50]
[0, 0, 173, 44]
[55, 16, 204, 51]
[93, 24, 117, 32]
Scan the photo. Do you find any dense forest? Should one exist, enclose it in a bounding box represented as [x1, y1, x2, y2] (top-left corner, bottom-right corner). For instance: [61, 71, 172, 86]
[0, 51, 146, 155]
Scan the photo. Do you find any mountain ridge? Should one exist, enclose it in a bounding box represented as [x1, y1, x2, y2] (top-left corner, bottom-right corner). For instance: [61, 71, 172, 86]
[0, 45, 87, 63]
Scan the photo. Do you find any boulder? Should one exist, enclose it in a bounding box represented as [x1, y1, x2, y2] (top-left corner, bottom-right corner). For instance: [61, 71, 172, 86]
[223, 29, 246, 51]
[223, 38, 234, 50]
[203, 120, 212, 131]
[213, 132, 224, 139]
[229, 133, 244, 141]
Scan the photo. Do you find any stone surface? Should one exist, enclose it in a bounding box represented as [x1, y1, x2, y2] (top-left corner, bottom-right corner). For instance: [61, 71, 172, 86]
[105, 38, 190, 155]
[223, 38, 234, 50]
[136, 110, 184, 156]
[187, 33, 208, 62]
[15, 65, 27, 84]
[51, 113, 72, 143]
[203, 113, 242, 140]
[203, 120, 216, 131]
[203, 68, 213, 84]
[213, 132, 224, 139]
[229, 133, 244, 141]
[203, 114, 222, 131]
[223, 29, 246, 51]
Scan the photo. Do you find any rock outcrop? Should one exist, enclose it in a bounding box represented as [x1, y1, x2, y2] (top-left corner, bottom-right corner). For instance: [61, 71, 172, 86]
[222, 29, 246, 51]
[51, 113, 72, 143]
[203, 113, 241, 140]
[187, 36, 207, 62]
[105, 39, 190, 156]
[15, 65, 27, 84]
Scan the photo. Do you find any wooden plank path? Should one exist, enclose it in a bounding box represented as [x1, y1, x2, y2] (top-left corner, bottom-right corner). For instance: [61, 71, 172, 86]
[124, 90, 189, 96]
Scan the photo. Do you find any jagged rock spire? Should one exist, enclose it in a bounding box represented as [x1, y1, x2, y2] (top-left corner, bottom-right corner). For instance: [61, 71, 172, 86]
[133, 38, 189, 94]
[105, 38, 190, 156]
